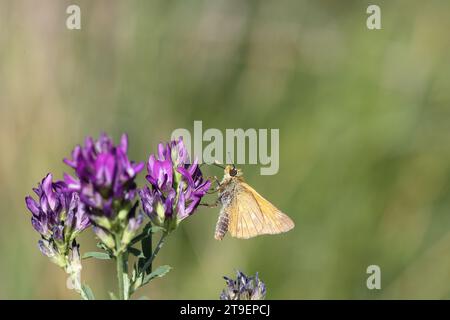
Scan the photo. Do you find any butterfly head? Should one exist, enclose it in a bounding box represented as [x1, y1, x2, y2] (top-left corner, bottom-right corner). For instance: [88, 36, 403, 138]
[224, 165, 243, 178]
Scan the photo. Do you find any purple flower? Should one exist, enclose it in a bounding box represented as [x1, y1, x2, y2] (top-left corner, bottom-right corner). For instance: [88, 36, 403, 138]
[139, 137, 211, 232]
[64, 133, 144, 251]
[25, 173, 90, 266]
[64, 133, 144, 219]
[220, 271, 266, 300]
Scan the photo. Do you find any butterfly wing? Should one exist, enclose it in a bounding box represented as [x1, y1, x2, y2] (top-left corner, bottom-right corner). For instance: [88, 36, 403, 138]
[228, 182, 295, 239]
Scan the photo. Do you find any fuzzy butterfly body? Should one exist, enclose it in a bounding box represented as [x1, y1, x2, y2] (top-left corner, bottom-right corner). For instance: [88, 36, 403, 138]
[214, 165, 295, 240]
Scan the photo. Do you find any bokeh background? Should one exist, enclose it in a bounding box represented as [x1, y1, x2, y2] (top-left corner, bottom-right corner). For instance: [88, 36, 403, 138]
[1, 0, 450, 299]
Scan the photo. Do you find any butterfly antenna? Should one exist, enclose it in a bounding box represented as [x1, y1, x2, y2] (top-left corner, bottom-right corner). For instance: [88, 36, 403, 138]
[209, 160, 225, 169]
[226, 152, 234, 167]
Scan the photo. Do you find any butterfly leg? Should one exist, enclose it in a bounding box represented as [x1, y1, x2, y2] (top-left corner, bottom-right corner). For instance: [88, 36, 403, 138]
[205, 176, 221, 194]
[208, 176, 221, 186]
[199, 198, 220, 208]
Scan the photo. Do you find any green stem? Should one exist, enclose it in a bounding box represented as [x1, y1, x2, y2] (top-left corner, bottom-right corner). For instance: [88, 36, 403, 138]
[79, 284, 93, 300]
[141, 232, 168, 276]
[80, 291, 89, 300]
[116, 251, 125, 300]
[115, 236, 127, 300]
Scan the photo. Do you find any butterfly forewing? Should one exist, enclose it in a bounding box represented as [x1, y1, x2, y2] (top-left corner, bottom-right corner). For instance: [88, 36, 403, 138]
[228, 182, 295, 239]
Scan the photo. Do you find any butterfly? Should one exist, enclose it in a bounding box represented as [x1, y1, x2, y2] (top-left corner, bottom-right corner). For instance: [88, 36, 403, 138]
[212, 164, 295, 240]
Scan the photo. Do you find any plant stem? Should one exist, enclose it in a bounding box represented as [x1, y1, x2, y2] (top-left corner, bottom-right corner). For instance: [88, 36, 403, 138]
[116, 253, 124, 300]
[115, 237, 125, 300]
[80, 291, 89, 300]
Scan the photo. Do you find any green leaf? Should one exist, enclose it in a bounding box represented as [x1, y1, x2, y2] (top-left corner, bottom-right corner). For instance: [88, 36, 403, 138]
[132, 265, 172, 291]
[149, 226, 165, 234]
[129, 223, 165, 247]
[96, 242, 112, 254]
[128, 247, 142, 257]
[131, 262, 138, 280]
[140, 230, 152, 275]
[82, 251, 111, 260]
[82, 284, 95, 300]
[142, 265, 172, 286]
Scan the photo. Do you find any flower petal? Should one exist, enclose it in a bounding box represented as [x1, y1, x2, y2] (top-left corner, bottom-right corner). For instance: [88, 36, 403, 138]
[25, 196, 40, 216]
[42, 173, 58, 211]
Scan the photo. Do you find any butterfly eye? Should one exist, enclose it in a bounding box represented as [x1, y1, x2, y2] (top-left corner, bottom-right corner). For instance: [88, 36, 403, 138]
[230, 168, 237, 176]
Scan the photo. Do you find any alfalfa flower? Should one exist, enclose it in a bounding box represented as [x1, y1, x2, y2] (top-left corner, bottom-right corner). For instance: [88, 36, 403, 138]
[139, 137, 211, 233]
[64, 133, 144, 251]
[25, 173, 91, 299]
[25, 173, 90, 267]
[220, 271, 266, 300]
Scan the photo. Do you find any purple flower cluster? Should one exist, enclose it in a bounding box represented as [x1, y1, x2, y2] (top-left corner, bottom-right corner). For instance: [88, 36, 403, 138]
[26, 134, 210, 262]
[220, 271, 266, 300]
[63, 133, 145, 250]
[25, 173, 90, 266]
[139, 138, 211, 232]
[64, 133, 144, 218]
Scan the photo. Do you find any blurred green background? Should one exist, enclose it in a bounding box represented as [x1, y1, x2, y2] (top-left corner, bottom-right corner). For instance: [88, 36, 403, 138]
[1, 0, 450, 299]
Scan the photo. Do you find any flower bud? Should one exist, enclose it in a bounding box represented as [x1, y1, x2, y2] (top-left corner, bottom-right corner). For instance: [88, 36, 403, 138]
[26, 174, 90, 267]
[66, 242, 83, 292]
[121, 209, 144, 247]
[93, 226, 115, 250]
